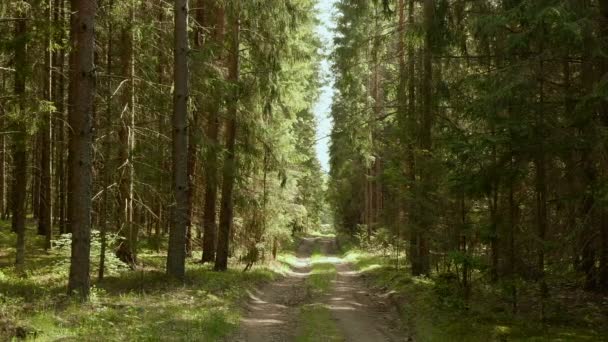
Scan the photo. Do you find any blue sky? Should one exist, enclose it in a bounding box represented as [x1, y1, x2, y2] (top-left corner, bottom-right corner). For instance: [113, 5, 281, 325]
[313, 0, 337, 173]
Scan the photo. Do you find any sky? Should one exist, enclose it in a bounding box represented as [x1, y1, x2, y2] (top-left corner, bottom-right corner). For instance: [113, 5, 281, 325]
[313, 0, 337, 173]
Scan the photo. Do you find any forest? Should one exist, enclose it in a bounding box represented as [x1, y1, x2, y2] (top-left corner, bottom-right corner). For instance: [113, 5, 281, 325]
[0, 0, 607, 341]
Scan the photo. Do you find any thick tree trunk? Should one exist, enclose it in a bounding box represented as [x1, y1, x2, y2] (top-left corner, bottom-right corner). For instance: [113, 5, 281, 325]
[166, 0, 190, 280]
[13, 4, 28, 269]
[67, 0, 96, 300]
[214, 3, 240, 272]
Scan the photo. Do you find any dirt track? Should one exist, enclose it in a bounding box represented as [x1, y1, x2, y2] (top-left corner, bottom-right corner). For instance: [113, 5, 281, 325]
[231, 237, 409, 342]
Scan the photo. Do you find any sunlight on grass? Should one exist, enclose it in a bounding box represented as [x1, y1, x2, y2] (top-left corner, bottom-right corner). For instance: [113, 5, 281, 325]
[0, 227, 282, 341]
[308, 231, 336, 238]
[342, 246, 606, 342]
[276, 252, 307, 269]
[296, 304, 344, 342]
[307, 262, 337, 295]
[305, 250, 340, 296]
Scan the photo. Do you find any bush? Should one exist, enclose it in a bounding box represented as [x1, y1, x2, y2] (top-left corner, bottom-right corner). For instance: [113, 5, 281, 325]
[53, 230, 130, 276]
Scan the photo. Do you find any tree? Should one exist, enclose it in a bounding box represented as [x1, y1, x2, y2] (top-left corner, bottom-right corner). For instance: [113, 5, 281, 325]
[166, 0, 189, 280]
[200, 0, 224, 264]
[39, 0, 53, 251]
[214, 0, 240, 272]
[66, 0, 96, 299]
[12, 0, 28, 269]
[116, 0, 136, 267]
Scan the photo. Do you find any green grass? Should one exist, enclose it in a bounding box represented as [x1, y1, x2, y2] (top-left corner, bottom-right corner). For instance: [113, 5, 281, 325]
[307, 262, 336, 295]
[296, 243, 342, 341]
[343, 249, 608, 342]
[296, 304, 344, 342]
[306, 251, 338, 296]
[0, 222, 285, 341]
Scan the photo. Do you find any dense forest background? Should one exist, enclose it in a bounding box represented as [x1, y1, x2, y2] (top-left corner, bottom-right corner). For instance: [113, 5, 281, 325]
[0, 0, 607, 340]
[0, 0, 330, 311]
[327, 0, 608, 335]
[331, 0, 608, 294]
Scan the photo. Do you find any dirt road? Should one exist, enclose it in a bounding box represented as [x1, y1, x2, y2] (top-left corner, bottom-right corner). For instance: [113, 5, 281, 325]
[231, 237, 409, 342]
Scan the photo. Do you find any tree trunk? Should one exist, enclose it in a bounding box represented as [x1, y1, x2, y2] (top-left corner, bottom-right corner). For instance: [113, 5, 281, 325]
[489, 181, 499, 282]
[116, 2, 136, 267]
[412, 0, 434, 277]
[40, 0, 54, 250]
[201, 0, 225, 264]
[186, 123, 197, 258]
[214, 2, 240, 272]
[67, 0, 96, 300]
[99, 0, 114, 281]
[32, 137, 41, 221]
[53, 0, 66, 233]
[579, 5, 597, 290]
[13, 3, 28, 269]
[535, 29, 549, 319]
[166, 0, 190, 280]
[404, 0, 417, 271]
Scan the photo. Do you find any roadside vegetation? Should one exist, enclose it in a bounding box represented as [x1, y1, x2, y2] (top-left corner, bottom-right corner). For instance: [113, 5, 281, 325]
[340, 235, 608, 342]
[0, 224, 285, 341]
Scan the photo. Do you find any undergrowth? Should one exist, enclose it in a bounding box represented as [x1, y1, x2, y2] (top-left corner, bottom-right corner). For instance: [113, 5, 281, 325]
[342, 244, 608, 342]
[0, 222, 284, 341]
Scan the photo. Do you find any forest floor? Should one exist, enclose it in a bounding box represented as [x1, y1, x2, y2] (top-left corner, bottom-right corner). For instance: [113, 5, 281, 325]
[231, 236, 409, 342]
[339, 239, 608, 342]
[0, 222, 280, 341]
[2, 224, 606, 341]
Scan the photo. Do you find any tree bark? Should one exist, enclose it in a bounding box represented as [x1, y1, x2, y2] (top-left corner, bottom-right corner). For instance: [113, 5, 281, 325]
[214, 2, 240, 272]
[166, 0, 190, 280]
[67, 0, 96, 300]
[12, 2, 28, 269]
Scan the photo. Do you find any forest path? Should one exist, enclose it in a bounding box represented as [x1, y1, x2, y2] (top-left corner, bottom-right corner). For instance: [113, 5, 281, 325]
[230, 236, 409, 342]
[320, 239, 408, 342]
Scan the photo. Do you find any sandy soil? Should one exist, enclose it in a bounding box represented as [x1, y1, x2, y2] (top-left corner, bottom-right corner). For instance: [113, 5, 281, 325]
[230, 237, 409, 342]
